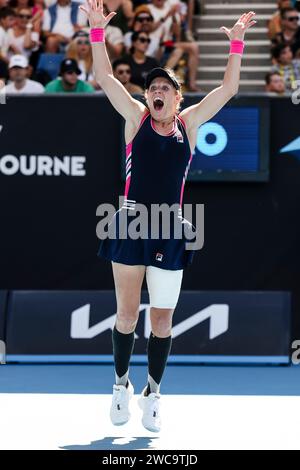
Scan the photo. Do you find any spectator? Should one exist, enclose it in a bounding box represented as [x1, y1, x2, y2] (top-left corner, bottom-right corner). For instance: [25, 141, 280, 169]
[4, 53, 44, 92]
[104, 0, 134, 33]
[183, 0, 195, 42]
[66, 30, 98, 88]
[124, 5, 162, 59]
[124, 30, 159, 88]
[148, 0, 199, 90]
[0, 7, 15, 61]
[42, 0, 87, 52]
[9, 0, 43, 32]
[272, 7, 300, 56]
[148, 0, 181, 44]
[7, 6, 40, 58]
[10, 0, 34, 11]
[268, 1, 292, 40]
[0, 0, 9, 8]
[265, 71, 286, 94]
[45, 57, 94, 92]
[112, 57, 143, 93]
[271, 43, 300, 90]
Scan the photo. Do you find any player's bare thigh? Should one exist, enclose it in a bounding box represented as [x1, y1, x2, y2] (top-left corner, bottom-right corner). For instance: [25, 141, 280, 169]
[112, 262, 146, 333]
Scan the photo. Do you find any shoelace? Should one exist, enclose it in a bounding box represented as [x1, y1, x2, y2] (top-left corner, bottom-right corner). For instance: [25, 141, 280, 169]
[148, 396, 160, 418]
[112, 387, 125, 407]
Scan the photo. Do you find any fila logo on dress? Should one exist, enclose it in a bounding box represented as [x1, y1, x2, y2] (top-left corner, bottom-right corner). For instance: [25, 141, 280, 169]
[174, 129, 184, 143]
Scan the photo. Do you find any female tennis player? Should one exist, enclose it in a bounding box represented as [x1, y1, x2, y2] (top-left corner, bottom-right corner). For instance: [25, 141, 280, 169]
[80, 0, 256, 433]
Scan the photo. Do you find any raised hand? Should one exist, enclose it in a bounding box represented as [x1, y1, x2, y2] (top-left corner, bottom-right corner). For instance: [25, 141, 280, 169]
[220, 11, 257, 41]
[79, 0, 116, 28]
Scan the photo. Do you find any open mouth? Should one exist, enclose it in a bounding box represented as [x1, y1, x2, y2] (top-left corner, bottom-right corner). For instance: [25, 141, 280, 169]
[153, 97, 164, 111]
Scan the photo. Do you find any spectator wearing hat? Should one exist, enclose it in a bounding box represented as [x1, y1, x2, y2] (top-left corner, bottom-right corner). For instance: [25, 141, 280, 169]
[43, 0, 87, 53]
[4, 53, 44, 92]
[124, 5, 162, 59]
[112, 57, 143, 93]
[45, 57, 94, 92]
[66, 30, 98, 89]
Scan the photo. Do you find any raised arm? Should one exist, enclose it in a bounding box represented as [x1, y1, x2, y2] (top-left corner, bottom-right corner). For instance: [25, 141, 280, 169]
[80, 0, 146, 124]
[180, 12, 257, 131]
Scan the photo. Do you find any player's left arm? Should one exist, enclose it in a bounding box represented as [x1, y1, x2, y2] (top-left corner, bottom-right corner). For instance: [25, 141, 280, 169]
[179, 11, 257, 131]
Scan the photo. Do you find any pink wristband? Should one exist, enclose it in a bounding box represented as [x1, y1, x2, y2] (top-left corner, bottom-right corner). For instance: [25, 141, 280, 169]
[230, 39, 245, 56]
[90, 28, 105, 43]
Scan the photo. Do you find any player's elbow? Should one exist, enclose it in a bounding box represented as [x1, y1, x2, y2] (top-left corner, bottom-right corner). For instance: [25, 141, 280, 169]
[226, 83, 239, 97]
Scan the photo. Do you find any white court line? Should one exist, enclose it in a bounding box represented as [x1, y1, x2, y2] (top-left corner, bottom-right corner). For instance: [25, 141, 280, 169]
[0, 394, 300, 450]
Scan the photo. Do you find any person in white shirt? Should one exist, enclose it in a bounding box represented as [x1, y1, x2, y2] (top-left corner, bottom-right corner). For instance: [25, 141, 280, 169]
[4, 54, 44, 93]
[149, 0, 199, 91]
[43, 0, 87, 52]
[7, 7, 40, 59]
[0, 8, 15, 62]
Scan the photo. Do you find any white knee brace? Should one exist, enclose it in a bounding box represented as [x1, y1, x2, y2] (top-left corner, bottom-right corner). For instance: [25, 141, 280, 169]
[145, 265, 183, 309]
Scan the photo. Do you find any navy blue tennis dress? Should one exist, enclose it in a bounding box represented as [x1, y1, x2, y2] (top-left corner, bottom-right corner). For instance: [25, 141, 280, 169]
[97, 111, 196, 270]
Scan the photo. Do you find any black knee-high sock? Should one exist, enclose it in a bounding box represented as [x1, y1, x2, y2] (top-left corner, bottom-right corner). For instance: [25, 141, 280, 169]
[112, 326, 135, 386]
[146, 332, 172, 395]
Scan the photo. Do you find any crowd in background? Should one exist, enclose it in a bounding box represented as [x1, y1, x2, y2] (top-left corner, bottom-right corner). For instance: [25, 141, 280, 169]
[0, 0, 199, 94]
[0, 0, 300, 95]
[266, 0, 300, 94]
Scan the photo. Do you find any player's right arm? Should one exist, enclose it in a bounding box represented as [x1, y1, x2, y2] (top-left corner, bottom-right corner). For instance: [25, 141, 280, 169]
[80, 0, 146, 127]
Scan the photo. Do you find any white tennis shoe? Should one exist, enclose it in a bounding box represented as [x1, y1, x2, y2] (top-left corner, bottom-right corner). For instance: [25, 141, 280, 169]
[110, 380, 134, 425]
[138, 387, 161, 432]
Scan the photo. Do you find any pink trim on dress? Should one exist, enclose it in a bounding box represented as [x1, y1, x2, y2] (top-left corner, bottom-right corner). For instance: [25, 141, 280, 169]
[179, 153, 193, 207]
[126, 141, 132, 160]
[125, 176, 131, 198]
[124, 112, 150, 198]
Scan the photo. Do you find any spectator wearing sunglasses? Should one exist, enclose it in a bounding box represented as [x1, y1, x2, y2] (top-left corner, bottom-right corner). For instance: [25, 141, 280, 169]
[112, 57, 143, 93]
[45, 57, 94, 92]
[272, 7, 300, 56]
[66, 30, 99, 89]
[7, 7, 40, 58]
[124, 5, 162, 59]
[268, 1, 292, 40]
[124, 31, 159, 88]
[10, 0, 44, 33]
